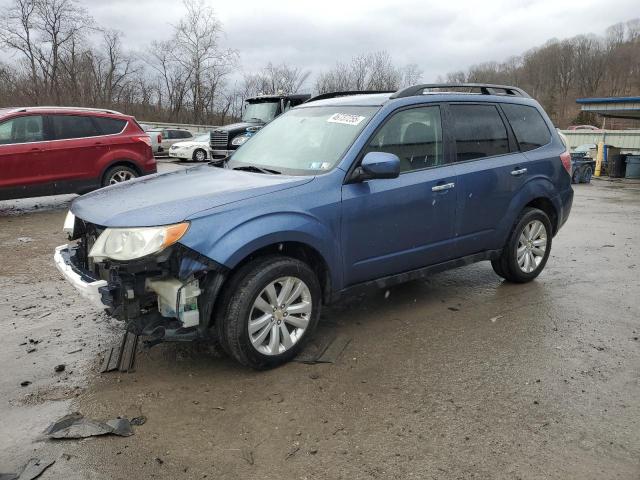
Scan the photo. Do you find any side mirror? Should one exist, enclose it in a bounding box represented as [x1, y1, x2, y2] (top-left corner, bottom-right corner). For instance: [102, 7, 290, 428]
[352, 152, 400, 182]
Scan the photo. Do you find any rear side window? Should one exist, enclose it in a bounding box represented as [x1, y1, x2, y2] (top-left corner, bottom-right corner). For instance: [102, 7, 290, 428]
[94, 117, 127, 135]
[179, 130, 192, 138]
[50, 115, 99, 140]
[0, 115, 44, 144]
[450, 104, 509, 161]
[501, 104, 551, 152]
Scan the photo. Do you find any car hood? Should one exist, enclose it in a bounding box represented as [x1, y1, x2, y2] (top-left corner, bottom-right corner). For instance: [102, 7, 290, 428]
[214, 121, 263, 135]
[71, 165, 313, 227]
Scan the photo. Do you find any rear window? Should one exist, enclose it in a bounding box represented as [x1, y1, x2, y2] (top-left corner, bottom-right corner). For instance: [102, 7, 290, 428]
[501, 104, 551, 152]
[450, 104, 509, 161]
[94, 117, 127, 135]
[50, 115, 99, 140]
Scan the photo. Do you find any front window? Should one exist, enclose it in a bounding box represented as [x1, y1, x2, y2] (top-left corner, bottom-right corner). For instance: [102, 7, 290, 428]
[229, 106, 379, 175]
[364, 106, 443, 172]
[242, 101, 280, 123]
[0, 115, 45, 144]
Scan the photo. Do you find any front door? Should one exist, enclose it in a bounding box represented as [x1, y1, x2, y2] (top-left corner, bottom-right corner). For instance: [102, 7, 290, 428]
[0, 114, 55, 199]
[341, 105, 458, 286]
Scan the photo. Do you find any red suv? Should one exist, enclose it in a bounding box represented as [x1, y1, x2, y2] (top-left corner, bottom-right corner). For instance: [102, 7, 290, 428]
[0, 107, 156, 200]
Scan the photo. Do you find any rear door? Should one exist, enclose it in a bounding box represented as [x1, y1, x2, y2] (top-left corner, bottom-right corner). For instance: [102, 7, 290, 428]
[447, 103, 529, 255]
[0, 114, 54, 199]
[46, 114, 106, 192]
[341, 105, 459, 286]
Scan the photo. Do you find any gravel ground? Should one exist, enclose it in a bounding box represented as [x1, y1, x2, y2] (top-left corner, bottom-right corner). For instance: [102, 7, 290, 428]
[1, 172, 638, 479]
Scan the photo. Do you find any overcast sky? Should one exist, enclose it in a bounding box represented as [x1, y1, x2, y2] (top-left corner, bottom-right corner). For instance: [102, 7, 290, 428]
[87, 0, 638, 87]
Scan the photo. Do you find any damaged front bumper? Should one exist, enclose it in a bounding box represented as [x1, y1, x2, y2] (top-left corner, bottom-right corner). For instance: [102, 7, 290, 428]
[54, 236, 226, 343]
[54, 244, 109, 310]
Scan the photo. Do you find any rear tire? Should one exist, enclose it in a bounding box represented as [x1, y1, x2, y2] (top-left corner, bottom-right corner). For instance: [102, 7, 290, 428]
[215, 255, 321, 369]
[493, 207, 552, 283]
[102, 165, 138, 187]
[572, 168, 581, 184]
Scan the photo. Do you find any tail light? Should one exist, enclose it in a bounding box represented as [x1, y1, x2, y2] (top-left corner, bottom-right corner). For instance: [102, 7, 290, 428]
[560, 151, 572, 175]
[157, 134, 162, 143]
[134, 135, 152, 147]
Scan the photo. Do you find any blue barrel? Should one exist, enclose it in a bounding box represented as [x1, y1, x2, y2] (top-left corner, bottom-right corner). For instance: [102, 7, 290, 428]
[626, 156, 640, 179]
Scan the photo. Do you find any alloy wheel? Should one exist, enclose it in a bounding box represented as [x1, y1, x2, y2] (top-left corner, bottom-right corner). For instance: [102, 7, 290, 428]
[248, 276, 312, 356]
[108, 169, 135, 185]
[194, 150, 206, 162]
[516, 219, 547, 273]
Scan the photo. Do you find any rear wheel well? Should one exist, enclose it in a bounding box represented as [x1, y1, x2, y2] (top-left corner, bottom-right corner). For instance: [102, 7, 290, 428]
[525, 197, 558, 235]
[102, 161, 141, 183]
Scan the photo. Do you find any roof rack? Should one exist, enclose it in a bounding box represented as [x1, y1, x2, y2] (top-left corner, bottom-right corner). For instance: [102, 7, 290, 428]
[306, 90, 394, 103]
[10, 106, 123, 115]
[390, 83, 530, 99]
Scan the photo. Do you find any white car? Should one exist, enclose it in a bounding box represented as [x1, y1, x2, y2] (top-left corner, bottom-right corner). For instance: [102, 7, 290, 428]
[168, 133, 211, 162]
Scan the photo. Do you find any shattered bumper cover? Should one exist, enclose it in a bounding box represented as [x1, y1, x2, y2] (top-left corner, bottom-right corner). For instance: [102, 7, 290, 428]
[54, 244, 110, 310]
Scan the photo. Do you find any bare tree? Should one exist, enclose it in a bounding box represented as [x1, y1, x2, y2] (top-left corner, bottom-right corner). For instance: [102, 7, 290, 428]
[172, 0, 237, 123]
[440, 20, 640, 127]
[315, 51, 420, 93]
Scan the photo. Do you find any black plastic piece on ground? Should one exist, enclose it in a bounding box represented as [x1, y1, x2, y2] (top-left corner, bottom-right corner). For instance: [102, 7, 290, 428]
[100, 332, 139, 373]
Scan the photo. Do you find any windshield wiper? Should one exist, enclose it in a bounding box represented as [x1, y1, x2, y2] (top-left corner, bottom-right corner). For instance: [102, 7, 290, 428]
[233, 165, 281, 175]
[244, 117, 264, 123]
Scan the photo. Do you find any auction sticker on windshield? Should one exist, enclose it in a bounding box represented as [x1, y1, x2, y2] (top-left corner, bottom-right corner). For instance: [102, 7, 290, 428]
[327, 113, 366, 126]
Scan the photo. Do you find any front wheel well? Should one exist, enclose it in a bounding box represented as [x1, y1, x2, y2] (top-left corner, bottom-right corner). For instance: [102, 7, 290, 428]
[228, 242, 332, 304]
[525, 197, 558, 235]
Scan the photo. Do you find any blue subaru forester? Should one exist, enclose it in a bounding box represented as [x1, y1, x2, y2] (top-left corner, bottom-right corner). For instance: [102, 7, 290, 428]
[55, 83, 574, 369]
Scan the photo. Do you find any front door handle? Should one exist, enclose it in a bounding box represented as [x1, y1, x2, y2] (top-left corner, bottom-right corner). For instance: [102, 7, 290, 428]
[511, 168, 528, 176]
[432, 182, 455, 192]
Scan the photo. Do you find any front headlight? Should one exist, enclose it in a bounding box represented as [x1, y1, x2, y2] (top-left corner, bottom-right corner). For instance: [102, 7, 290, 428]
[231, 135, 249, 146]
[89, 222, 189, 261]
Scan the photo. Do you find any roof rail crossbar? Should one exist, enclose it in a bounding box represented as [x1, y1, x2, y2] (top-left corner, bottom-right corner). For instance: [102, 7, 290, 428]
[306, 90, 395, 103]
[390, 83, 530, 99]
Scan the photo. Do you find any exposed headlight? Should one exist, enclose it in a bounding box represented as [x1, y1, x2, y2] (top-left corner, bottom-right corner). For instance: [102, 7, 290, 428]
[231, 135, 250, 146]
[89, 223, 189, 261]
[63, 211, 75, 237]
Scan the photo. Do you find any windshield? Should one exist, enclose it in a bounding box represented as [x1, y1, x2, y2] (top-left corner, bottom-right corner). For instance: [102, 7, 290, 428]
[228, 106, 379, 174]
[242, 101, 280, 123]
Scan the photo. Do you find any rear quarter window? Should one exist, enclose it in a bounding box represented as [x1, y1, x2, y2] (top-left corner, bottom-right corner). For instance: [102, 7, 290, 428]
[501, 104, 551, 152]
[94, 117, 127, 135]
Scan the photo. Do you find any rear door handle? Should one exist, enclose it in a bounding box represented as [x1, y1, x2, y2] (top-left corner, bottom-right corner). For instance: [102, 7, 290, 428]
[511, 168, 528, 176]
[432, 182, 455, 192]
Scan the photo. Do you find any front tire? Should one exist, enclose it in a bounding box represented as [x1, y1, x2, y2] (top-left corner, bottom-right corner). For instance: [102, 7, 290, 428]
[216, 256, 321, 369]
[192, 149, 207, 162]
[493, 207, 552, 283]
